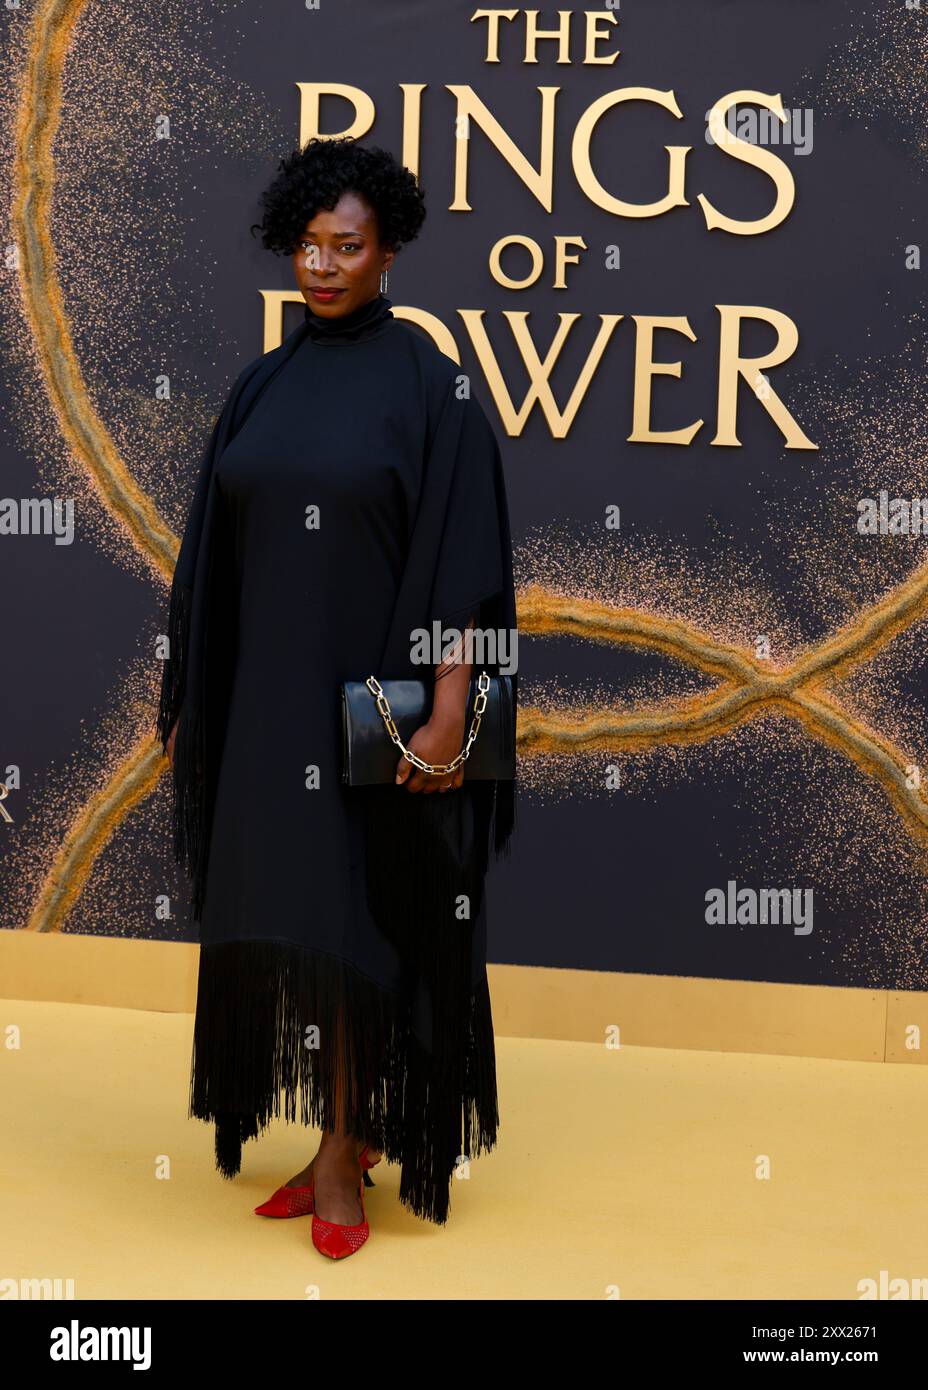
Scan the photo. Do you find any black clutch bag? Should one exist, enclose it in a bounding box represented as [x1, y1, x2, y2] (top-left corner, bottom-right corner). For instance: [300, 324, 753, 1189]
[340, 671, 516, 785]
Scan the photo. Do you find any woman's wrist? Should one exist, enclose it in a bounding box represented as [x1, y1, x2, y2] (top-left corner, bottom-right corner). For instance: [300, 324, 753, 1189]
[429, 676, 469, 735]
[428, 706, 466, 737]
[427, 612, 474, 744]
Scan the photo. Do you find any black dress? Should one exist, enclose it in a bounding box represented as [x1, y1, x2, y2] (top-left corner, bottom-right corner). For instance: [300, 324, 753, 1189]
[159, 292, 517, 1224]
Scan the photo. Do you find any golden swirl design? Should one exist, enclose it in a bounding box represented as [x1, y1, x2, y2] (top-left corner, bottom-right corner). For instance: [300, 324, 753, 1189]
[517, 582, 928, 848]
[11, 0, 178, 581]
[25, 740, 165, 933]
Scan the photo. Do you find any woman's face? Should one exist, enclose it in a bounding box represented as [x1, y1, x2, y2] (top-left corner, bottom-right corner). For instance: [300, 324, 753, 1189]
[292, 190, 394, 317]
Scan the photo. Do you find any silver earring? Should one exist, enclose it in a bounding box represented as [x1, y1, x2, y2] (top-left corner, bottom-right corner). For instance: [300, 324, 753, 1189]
[380, 267, 389, 295]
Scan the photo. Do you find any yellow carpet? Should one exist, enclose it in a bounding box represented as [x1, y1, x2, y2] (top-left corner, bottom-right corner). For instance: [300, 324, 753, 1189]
[1, 996, 924, 1300]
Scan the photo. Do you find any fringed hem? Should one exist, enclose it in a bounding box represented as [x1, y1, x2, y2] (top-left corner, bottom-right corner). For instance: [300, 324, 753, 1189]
[397, 971, 499, 1221]
[189, 937, 499, 1226]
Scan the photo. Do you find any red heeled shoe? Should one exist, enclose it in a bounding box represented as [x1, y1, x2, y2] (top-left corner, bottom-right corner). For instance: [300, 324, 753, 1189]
[254, 1144, 380, 1218]
[311, 1158, 369, 1260]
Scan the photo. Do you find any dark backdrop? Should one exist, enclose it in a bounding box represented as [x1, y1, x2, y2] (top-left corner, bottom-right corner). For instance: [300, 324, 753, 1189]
[3, 0, 926, 991]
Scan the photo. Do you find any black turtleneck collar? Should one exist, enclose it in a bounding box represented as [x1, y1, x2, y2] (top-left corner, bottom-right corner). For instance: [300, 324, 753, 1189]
[303, 292, 394, 345]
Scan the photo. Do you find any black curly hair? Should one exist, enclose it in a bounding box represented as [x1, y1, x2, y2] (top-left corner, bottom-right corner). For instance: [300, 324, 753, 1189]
[251, 136, 426, 257]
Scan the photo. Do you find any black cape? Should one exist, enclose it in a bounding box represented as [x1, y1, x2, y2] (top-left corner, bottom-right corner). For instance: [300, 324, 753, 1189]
[156, 292, 518, 1223]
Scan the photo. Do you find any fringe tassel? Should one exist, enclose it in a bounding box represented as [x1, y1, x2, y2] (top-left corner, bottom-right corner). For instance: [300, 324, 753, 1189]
[190, 937, 400, 1156]
[398, 977, 498, 1223]
[187, 935, 496, 1224]
[214, 1112, 257, 1180]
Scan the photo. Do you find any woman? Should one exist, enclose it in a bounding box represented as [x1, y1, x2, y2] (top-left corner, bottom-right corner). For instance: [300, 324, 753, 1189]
[156, 136, 518, 1260]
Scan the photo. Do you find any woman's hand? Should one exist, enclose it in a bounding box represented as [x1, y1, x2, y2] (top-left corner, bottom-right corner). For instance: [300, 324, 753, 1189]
[395, 713, 466, 794]
[396, 611, 475, 794]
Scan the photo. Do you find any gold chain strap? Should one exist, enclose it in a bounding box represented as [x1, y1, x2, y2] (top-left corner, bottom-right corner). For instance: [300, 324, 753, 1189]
[366, 671, 491, 775]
